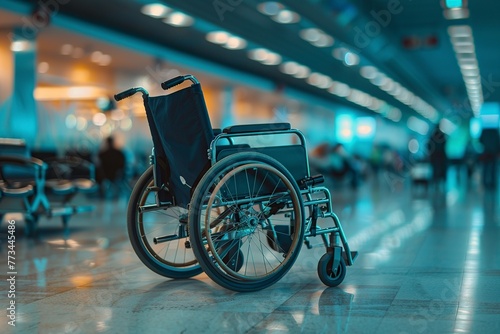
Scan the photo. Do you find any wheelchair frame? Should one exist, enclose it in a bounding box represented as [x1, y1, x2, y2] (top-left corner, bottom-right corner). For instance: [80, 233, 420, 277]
[115, 75, 357, 292]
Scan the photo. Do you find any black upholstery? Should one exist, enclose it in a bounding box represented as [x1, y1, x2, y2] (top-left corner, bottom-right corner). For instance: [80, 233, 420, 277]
[216, 144, 308, 182]
[223, 123, 291, 134]
[144, 83, 213, 207]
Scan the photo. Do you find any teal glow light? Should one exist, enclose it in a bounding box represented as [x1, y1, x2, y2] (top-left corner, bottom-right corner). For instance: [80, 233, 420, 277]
[336, 114, 354, 143]
[469, 118, 481, 139]
[446, 0, 463, 8]
[356, 117, 376, 139]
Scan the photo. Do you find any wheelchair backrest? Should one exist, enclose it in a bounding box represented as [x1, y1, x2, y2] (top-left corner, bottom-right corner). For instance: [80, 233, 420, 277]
[144, 83, 213, 208]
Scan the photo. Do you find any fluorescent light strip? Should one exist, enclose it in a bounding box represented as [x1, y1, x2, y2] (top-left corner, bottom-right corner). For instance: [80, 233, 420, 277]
[448, 25, 483, 116]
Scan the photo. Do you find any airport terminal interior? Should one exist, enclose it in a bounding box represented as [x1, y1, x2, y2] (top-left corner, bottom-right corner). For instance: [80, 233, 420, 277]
[1, 0, 500, 333]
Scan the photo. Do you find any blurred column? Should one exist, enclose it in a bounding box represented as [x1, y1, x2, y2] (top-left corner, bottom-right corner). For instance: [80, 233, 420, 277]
[6, 27, 37, 147]
[220, 86, 235, 129]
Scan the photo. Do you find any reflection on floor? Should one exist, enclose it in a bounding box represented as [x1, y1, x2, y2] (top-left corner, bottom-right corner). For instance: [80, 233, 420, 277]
[2, 174, 500, 334]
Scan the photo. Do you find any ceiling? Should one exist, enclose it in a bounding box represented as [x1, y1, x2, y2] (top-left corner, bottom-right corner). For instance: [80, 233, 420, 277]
[3, 0, 500, 128]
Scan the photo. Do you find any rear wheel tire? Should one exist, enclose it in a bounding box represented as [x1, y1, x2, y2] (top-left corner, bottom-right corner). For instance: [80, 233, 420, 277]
[128, 166, 201, 279]
[189, 152, 305, 292]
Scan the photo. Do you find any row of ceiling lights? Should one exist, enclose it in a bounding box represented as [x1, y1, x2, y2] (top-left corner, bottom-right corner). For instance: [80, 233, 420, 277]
[141, 3, 194, 27]
[139, 2, 427, 130]
[256, 2, 434, 128]
[442, 0, 483, 117]
[201, 3, 399, 122]
[256, 1, 437, 125]
[59, 44, 112, 66]
[448, 25, 483, 117]
[360, 66, 439, 123]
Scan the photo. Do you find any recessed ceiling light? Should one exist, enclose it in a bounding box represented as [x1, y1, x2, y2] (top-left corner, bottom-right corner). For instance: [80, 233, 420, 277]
[91, 51, 103, 63]
[300, 28, 321, 42]
[443, 8, 469, 20]
[388, 108, 402, 122]
[99, 54, 112, 66]
[206, 31, 230, 44]
[360, 66, 378, 79]
[343, 52, 359, 66]
[248, 48, 269, 62]
[262, 52, 282, 65]
[164, 11, 194, 27]
[464, 76, 480, 84]
[370, 72, 388, 86]
[206, 31, 246, 50]
[248, 48, 282, 65]
[311, 74, 333, 89]
[300, 28, 334, 47]
[272, 9, 300, 24]
[141, 3, 171, 18]
[280, 61, 301, 75]
[407, 116, 429, 135]
[380, 78, 395, 92]
[60, 44, 73, 55]
[311, 34, 334, 47]
[453, 44, 475, 53]
[329, 82, 351, 97]
[459, 62, 478, 70]
[223, 36, 247, 50]
[448, 25, 472, 37]
[461, 68, 479, 76]
[37, 61, 49, 73]
[293, 65, 310, 78]
[257, 2, 284, 16]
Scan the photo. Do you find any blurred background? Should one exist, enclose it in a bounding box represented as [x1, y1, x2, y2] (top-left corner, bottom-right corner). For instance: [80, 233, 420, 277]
[1, 0, 499, 193]
[1, 1, 500, 332]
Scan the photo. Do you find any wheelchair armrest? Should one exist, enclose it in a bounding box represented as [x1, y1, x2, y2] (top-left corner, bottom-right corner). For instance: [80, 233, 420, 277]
[223, 123, 291, 134]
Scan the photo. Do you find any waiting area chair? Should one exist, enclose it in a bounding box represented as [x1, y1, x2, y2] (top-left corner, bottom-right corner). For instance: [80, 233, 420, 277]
[0, 138, 97, 236]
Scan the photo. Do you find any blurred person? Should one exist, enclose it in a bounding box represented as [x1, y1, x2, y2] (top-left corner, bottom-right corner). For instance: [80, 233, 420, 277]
[309, 143, 360, 188]
[464, 138, 479, 182]
[98, 136, 126, 198]
[479, 128, 500, 190]
[328, 144, 360, 189]
[427, 126, 448, 189]
[369, 144, 383, 178]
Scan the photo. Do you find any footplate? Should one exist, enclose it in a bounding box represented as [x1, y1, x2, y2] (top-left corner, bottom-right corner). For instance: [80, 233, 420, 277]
[342, 250, 358, 266]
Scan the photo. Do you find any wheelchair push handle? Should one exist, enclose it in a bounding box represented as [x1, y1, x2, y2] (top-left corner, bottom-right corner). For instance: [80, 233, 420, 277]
[161, 74, 199, 90]
[114, 87, 148, 101]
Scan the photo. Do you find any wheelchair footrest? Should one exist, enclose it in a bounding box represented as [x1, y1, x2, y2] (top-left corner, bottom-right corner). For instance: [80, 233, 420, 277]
[342, 250, 358, 266]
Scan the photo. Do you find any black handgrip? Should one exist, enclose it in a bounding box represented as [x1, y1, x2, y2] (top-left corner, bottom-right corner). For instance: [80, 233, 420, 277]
[300, 174, 325, 187]
[114, 88, 137, 101]
[161, 76, 185, 90]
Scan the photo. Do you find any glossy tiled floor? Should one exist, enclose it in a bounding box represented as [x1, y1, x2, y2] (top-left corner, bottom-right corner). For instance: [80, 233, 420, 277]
[2, 169, 500, 333]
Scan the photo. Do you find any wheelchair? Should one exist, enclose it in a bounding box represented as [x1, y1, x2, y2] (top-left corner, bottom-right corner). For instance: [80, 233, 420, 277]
[115, 75, 357, 292]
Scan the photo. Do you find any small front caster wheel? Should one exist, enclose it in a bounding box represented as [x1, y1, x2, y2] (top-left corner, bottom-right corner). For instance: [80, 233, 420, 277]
[317, 253, 346, 287]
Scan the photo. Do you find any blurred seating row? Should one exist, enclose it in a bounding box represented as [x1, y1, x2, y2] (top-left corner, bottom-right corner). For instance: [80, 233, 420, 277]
[0, 138, 97, 236]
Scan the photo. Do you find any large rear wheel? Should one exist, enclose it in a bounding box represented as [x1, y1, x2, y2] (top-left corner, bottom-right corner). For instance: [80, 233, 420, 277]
[189, 152, 305, 292]
[128, 166, 201, 279]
